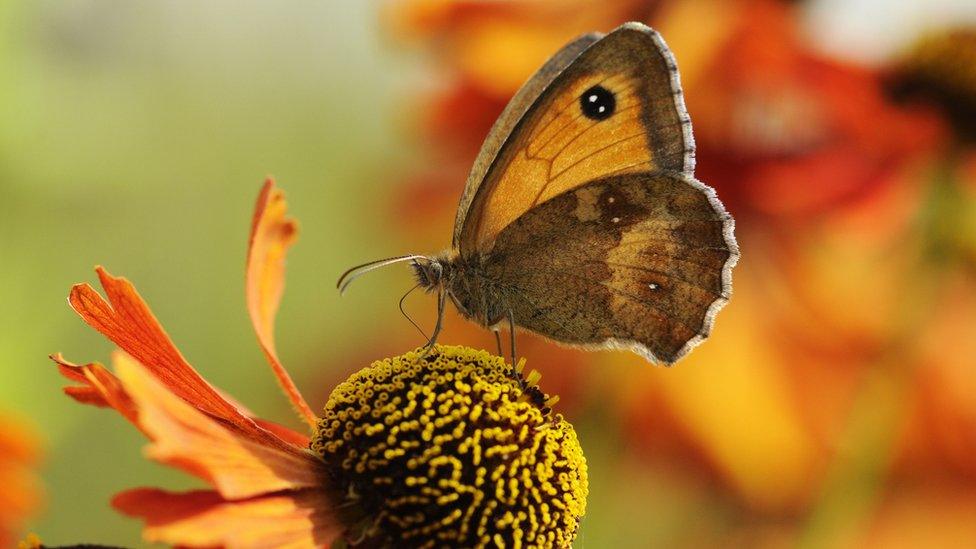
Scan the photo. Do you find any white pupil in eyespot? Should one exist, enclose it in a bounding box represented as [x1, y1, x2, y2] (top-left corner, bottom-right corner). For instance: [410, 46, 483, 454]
[588, 95, 597, 102]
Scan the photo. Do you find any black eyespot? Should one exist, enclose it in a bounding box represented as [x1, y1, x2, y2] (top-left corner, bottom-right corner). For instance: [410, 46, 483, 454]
[580, 85, 615, 120]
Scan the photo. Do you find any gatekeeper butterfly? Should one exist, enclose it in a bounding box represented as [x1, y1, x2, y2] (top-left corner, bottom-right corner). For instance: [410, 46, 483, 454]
[340, 22, 738, 364]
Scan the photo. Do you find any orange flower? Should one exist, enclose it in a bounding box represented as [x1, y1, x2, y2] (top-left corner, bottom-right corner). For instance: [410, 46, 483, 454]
[53, 180, 340, 547]
[0, 413, 43, 549]
[53, 180, 587, 548]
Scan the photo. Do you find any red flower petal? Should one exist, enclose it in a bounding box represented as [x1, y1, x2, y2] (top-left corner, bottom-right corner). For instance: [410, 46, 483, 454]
[246, 178, 317, 428]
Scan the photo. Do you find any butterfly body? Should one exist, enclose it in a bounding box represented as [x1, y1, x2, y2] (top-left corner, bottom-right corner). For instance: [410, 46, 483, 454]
[343, 22, 738, 365]
[412, 252, 507, 328]
[415, 167, 732, 363]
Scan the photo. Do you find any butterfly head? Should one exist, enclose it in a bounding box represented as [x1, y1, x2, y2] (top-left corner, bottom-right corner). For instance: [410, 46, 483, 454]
[411, 258, 440, 290]
[411, 255, 450, 293]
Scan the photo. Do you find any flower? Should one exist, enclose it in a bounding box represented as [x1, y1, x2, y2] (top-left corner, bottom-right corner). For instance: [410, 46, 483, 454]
[0, 413, 43, 549]
[52, 179, 587, 548]
[313, 346, 586, 547]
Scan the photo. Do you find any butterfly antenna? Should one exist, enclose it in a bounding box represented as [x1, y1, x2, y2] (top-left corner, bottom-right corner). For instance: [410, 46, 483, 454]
[337, 254, 431, 295]
[398, 282, 429, 340]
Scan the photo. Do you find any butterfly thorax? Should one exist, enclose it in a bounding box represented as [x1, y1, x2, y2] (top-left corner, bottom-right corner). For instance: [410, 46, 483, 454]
[413, 252, 508, 328]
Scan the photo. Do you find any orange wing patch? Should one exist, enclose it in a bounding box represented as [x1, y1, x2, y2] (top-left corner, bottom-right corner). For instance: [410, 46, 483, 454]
[472, 72, 655, 247]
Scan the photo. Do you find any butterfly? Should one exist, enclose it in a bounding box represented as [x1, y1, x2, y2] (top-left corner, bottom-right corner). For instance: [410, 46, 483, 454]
[339, 22, 739, 365]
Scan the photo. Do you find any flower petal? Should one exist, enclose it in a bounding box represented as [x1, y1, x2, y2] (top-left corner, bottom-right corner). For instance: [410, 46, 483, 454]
[53, 352, 322, 499]
[254, 418, 311, 448]
[246, 178, 317, 428]
[113, 488, 342, 549]
[52, 353, 138, 424]
[67, 266, 297, 451]
[112, 353, 324, 499]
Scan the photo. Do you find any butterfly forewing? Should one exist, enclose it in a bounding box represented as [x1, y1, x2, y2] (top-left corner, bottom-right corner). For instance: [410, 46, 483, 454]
[455, 23, 696, 255]
[453, 33, 602, 249]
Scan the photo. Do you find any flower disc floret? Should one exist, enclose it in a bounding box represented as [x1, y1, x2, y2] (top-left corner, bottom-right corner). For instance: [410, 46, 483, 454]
[311, 345, 588, 548]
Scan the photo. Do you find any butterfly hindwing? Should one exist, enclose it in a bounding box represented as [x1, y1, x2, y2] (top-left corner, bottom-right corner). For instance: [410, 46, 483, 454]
[482, 171, 735, 364]
[455, 23, 696, 254]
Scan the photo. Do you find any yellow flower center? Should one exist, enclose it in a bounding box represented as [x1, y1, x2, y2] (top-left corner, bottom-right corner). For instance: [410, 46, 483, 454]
[311, 345, 587, 548]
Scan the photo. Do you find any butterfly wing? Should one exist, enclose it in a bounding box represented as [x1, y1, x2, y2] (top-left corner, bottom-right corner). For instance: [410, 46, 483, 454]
[453, 22, 696, 254]
[483, 172, 737, 364]
[454, 32, 601, 246]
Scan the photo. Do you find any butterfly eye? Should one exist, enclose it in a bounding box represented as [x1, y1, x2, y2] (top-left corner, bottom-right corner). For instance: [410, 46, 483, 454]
[580, 85, 616, 121]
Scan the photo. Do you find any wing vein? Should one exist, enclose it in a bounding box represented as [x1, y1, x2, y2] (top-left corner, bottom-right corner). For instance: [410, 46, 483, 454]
[549, 131, 647, 183]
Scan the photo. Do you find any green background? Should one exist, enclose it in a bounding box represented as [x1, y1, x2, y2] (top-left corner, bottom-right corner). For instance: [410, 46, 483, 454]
[0, 2, 410, 544]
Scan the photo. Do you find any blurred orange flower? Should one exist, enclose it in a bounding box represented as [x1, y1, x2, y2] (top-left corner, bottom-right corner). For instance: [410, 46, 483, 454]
[384, 0, 976, 545]
[679, 0, 946, 221]
[0, 413, 43, 549]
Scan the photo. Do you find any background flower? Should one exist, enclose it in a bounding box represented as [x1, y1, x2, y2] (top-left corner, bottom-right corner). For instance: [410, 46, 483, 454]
[0, 413, 42, 548]
[382, 0, 976, 546]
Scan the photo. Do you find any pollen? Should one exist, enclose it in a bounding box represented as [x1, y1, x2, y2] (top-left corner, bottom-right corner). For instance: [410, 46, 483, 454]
[311, 345, 588, 548]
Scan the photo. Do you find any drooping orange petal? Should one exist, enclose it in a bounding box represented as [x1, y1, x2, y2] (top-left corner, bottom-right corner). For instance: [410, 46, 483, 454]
[113, 488, 342, 549]
[52, 353, 138, 424]
[69, 267, 235, 418]
[112, 353, 324, 499]
[52, 351, 320, 498]
[67, 266, 296, 451]
[245, 178, 316, 428]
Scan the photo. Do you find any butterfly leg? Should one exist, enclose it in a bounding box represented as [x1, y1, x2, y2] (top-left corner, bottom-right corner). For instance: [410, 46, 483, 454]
[493, 329, 504, 357]
[507, 309, 518, 365]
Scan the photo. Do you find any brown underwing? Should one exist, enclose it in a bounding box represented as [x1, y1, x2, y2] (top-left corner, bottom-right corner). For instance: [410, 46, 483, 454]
[340, 22, 739, 364]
